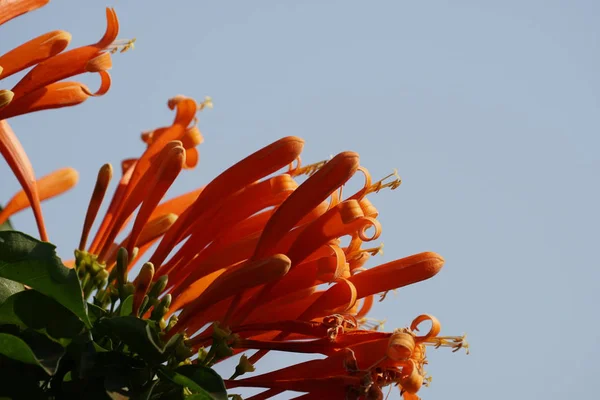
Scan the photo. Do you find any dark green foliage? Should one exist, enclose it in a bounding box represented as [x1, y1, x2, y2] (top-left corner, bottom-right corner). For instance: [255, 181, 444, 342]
[0, 231, 90, 327]
[0, 232, 228, 400]
[0, 205, 13, 232]
[0, 206, 24, 304]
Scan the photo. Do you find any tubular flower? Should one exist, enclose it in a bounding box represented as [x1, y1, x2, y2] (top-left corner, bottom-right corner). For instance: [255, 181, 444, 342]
[224, 315, 468, 400]
[0, 4, 131, 120]
[0, 166, 78, 225]
[0, 120, 47, 239]
[58, 96, 466, 399]
[0, 2, 129, 239]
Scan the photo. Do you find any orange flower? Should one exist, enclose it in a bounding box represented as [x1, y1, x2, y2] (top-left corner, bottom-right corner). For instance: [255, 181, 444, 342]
[0, 120, 47, 239]
[224, 315, 467, 399]
[83, 96, 206, 263]
[0, 0, 48, 26]
[0, 166, 78, 225]
[64, 96, 465, 399]
[0, 4, 130, 119]
[1, 2, 128, 239]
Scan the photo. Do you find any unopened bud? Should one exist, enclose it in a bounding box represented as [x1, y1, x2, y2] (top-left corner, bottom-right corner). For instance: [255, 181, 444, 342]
[166, 315, 178, 332]
[133, 262, 154, 315]
[151, 294, 171, 322]
[116, 247, 128, 288]
[148, 275, 168, 299]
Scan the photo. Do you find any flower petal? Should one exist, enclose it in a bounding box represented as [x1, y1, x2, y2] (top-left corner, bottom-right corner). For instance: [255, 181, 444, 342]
[10, 8, 117, 97]
[150, 136, 304, 269]
[0, 73, 110, 120]
[0, 167, 77, 224]
[174, 255, 292, 333]
[0, 0, 49, 26]
[0, 30, 71, 78]
[79, 163, 112, 250]
[125, 145, 185, 255]
[349, 252, 445, 300]
[252, 151, 359, 261]
[0, 120, 47, 240]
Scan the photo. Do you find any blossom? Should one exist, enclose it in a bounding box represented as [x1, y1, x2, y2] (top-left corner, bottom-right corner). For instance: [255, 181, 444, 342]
[0, 1, 129, 240]
[0, 166, 78, 225]
[0, 120, 47, 238]
[0, 4, 130, 119]
[64, 95, 466, 399]
[224, 315, 468, 399]
[0, 4, 465, 398]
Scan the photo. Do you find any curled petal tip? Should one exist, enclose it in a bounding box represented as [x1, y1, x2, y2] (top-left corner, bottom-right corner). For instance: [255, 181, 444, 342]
[96, 7, 119, 48]
[86, 52, 112, 72]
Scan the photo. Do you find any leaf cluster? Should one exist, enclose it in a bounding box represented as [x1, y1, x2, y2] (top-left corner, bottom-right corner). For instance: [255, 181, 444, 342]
[0, 231, 228, 400]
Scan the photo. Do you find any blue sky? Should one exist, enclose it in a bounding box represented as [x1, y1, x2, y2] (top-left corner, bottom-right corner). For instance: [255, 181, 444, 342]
[1, 1, 599, 398]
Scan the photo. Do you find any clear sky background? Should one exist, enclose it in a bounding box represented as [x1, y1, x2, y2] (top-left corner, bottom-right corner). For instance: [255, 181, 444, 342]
[2, 1, 599, 399]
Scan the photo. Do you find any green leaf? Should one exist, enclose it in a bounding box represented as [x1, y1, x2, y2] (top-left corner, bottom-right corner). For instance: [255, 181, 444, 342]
[158, 367, 213, 399]
[0, 205, 13, 231]
[106, 391, 129, 400]
[176, 365, 227, 400]
[0, 277, 24, 304]
[142, 379, 182, 400]
[120, 295, 133, 316]
[0, 290, 84, 339]
[0, 353, 47, 399]
[0, 206, 23, 305]
[88, 351, 153, 398]
[87, 302, 108, 325]
[138, 379, 159, 400]
[159, 365, 227, 400]
[185, 393, 214, 400]
[0, 206, 23, 304]
[99, 316, 164, 363]
[0, 231, 91, 328]
[0, 332, 60, 375]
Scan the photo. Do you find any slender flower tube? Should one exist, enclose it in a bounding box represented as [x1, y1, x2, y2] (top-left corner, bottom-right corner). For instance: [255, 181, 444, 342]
[0, 167, 78, 224]
[1, 2, 128, 240]
[52, 96, 466, 399]
[0, 120, 46, 240]
[0, 0, 48, 26]
[0, 7, 129, 120]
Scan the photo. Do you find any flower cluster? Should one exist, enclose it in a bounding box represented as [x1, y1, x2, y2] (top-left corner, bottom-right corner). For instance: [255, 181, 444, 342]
[0, 2, 467, 399]
[0, 2, 132, 240]
[1, 3, 131, 119]
[77, 95, 469, 398]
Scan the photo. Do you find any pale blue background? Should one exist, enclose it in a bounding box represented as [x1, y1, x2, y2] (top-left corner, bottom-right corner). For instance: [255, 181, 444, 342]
[2, 1, 599, 399]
